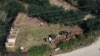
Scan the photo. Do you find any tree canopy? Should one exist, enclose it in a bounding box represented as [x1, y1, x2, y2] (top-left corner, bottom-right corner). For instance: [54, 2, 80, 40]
[5, 1, 24, 19]
[26, 0, 86, 24]
[0, 0, 25, 52]
[78, 19, 100, 33]
[65, 0, 100, 15]
[77, 0, 100, 14]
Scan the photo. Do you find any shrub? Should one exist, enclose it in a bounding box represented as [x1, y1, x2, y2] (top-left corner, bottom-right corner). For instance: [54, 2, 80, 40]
[28, 44, 51, 56]
[58, 38, 78, 50]
[76, 34, 84, 41]
[58, 34, 84, 50]
[27, 0, 86, 24]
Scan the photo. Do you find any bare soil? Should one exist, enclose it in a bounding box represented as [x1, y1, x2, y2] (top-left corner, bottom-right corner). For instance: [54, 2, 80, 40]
[49, 0, 77, 10]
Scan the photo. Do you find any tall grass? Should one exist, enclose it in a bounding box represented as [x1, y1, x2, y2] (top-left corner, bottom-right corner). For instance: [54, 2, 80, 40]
[28, 44, 51, 56]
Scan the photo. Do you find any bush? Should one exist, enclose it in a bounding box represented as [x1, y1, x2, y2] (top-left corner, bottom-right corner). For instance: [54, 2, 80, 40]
[58, 41, 68, 50]
[5, 1, 24, 19]
[58, 34, 84, 50]
[27, 0, 86, 24]
[0, 0, 25, 52]
[28, 44, 51, 56]
[20, 0, 50, 6]
[58, 38, 78, 50]
[78, 19, 100, 33]
[77, 0, 100, 14]
[0, 20, 10, 50]
[76, 34, 84, 41]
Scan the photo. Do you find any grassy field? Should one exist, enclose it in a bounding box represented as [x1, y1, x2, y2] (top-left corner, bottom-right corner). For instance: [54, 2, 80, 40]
[15, 13, 69, 51]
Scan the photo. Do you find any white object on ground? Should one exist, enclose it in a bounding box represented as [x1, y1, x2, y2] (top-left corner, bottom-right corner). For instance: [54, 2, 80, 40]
[49, 37, 52, 41]
[20, 47, 24, 50]
[55, 48, 60, 51]
[40, 22, 43, 26]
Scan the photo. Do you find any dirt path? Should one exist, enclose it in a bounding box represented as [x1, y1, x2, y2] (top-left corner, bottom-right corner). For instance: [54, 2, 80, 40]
[55, 37, 100, 56]
[49, 0, 77, 10]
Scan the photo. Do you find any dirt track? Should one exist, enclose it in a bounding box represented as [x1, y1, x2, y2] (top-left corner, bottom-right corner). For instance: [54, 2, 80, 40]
[49, 0, 77, 10]
[55, 37, 100, 56]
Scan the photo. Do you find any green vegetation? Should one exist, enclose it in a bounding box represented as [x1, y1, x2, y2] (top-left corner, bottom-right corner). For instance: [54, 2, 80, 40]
[28, 44, 51, 56]
[0, 0, 24, 21]
[65, 0, 100, 15]
[0, 11, 10, 50]
[77, 0, 100, 11]
[58, 33, 98, 51]
[15, 48, 22, 56]
[22, 0, 86, 24]
[20, 0, 50, 7]
[78, 19, 100, 33]
[58, 34, 83, 51]
[39, 10, 86, 24]
[0, 0, 24, 52]
[5, 1, 24, 23]
[0, 0, 100, 55]
[58, 18, 100, 52]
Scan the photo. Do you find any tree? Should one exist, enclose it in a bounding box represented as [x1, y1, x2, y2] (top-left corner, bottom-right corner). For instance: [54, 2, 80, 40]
[28, 4, 46, 16]
[77, 0, 100, 14]
[65, 0, 100, 15]
[0, 0, 25, 53]
[78, 19, 100, 33]
[20, 0, 50, 6]
[5, 1, 24, 23]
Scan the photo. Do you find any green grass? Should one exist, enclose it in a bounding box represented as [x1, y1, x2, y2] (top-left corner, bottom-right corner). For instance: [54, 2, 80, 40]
[16, 24, 64, 51]
[58, 38, 79, 51]
[28, 44, 51, 56]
